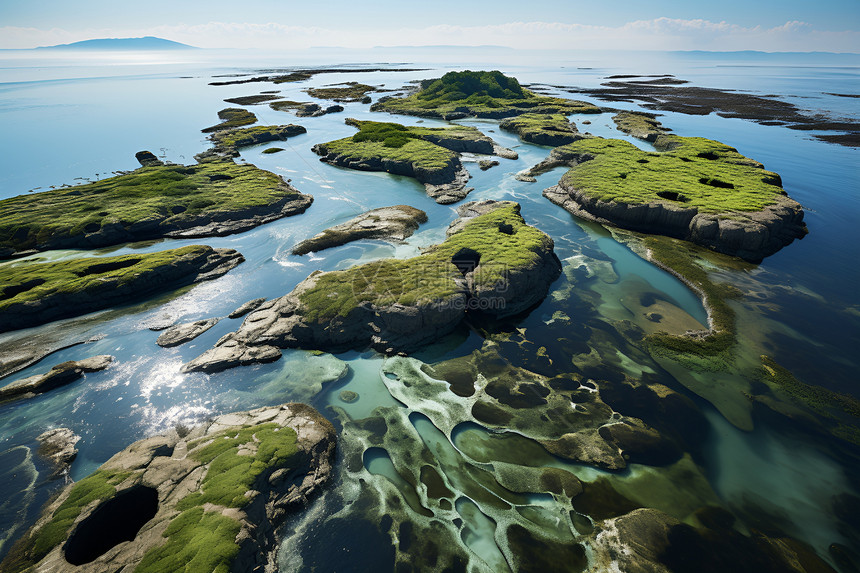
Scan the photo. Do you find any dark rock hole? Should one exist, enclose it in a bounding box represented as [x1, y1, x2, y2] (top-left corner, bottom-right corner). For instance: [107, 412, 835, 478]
[636, 159, 650, 163]
[656, 191, 690, 202]
[698, 177, 735, 189]
[74, 258, 141, 277]
[64, 485, 158, 565]
[498, 222, 515, 235]
[451, 247, 481, 276]
[84, 222, 101, 234]
[697, 151, 719, 160]
[207, 173, 233, 182]
[1, 278, 46, 301]
[171, 205, 187, 214]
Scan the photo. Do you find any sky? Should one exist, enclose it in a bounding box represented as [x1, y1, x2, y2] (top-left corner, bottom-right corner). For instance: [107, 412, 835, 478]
[1, 0, 858, 52]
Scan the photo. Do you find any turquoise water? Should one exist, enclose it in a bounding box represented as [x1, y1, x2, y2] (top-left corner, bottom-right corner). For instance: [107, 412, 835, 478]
[0, 50, 858, 569]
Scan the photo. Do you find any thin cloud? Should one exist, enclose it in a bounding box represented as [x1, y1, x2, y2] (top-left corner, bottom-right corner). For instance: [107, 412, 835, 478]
[1, 18, 857, 52]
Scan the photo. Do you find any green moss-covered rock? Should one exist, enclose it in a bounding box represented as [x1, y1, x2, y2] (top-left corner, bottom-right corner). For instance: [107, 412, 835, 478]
[500, 113, 582, 146]
[312, 119, 517, 204]
[0, 161, 312, 257]
[0, 403, 335, 573]
[306, 82, 378, 102]
[201, 107, 257, 133]
[0, 245, 242, 332]
[183, 201, 562, 372]
[612, 110, 670, 142]
[536, 134, 807, 261]
[371, 70, 600, 120]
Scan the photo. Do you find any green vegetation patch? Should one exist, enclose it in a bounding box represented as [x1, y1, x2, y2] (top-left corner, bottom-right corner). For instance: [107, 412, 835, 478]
[202, 108, 257, 133]
[500, 113, 580, 146]
[298, 204, 552, 321]
[209, 125, 304, 151]
[0, 245, 212, 311]
[223, 94, 281, 105]
[372, 70, 600, 119]
[316, 119, 502, 174]
[179, 422, 300, 510]
[137, 422, 300, 573]
[319, 120, 457, 172]
[642, 235, 744, 371]
[0, 162, 295, 252]
[306, 82, 377, 102]
[262, 147, 284, 154]
[2, 469, 130, 572]
[269, 100, 309, 112]
[758, 355, 860, 445]
[557, 135, 785, 213]
[134, 507, 241, 573]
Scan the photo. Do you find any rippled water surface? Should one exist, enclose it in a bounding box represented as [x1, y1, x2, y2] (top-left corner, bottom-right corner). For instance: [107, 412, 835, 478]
[0, 49, 858, 570]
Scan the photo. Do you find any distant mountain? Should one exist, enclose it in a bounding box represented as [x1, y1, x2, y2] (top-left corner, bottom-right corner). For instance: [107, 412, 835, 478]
[36, 37, 196, 51]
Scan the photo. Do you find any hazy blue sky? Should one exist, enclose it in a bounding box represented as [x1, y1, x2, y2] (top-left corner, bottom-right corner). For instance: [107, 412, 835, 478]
[2, 0, 858, 51]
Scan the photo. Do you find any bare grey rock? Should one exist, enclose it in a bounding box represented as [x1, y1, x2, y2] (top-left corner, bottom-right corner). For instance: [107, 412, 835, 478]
[229, 297, 267, 319]
[478, 159, 499, 171]
[36, 428, 80, 479]
[292, 205, 427, 255]
[0, 355, 114, 402]
[156, 318, 220, 348]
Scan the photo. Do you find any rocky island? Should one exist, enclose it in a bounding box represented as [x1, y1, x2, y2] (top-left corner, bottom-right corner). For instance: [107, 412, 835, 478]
[183, 200, 562, 373]
[0, 402, 335, 573]
[0, 245, 242, 331]
[499, 113, 583, 146]
[292, 205, 428, 255]
[312, 119, 517, 203]
[526, 132, 806, 261]
[0, 159, 312, 258]
[371, 70, 601, 120]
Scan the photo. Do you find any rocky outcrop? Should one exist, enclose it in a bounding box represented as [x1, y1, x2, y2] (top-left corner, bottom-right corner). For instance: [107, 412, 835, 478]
[292, 205, 427, 255]
[229, 297, 267, 319]
[134, 150, 163, 167]
[155, 318, 220, 348]
[196, 124, 307, 162]
[312, 142, 472, 204]
[588, 507, 840, 573]
[0, 355, 114, 402]
[500, 113, 583, 146]
[544, 183, 807, 262]
[183, 201, 561, 373]
[1, 403, 336, 573]
[611, 111, 669, 142]
[0, 247, 243, 332]
[478, 160, 499, 171]
[36, 428, 80, 479]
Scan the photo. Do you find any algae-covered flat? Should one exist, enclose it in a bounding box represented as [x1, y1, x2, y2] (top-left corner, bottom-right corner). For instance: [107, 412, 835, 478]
[306, 81, 378, 102]
[312, 119, 517, 204]
[0, 245, 242, 332]
[530, 133, 806, 261]
[0, 403, 335, 573]
[371, 70, 601, 120]
[200, 107, 257, 133]
[500, 113, 582, 146]
[0, 160, 312, 257]
[611, 111, 670, 142]
[184, 201, 562, 373]
[197, 124, 306, 162]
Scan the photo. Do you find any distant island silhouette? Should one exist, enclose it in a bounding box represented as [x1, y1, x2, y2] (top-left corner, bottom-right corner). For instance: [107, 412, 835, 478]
[36, 36, 196, 50]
